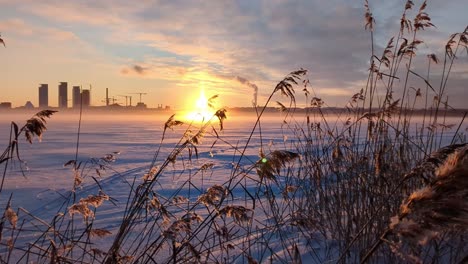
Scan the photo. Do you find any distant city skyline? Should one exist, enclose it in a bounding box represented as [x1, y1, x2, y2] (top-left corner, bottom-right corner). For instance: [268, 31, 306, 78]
[0, 1, 467, 109]
[37, 82, 93, 109]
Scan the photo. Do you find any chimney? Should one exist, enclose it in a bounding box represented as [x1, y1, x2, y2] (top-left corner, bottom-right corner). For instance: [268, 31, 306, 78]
[106, 88, 109, 106]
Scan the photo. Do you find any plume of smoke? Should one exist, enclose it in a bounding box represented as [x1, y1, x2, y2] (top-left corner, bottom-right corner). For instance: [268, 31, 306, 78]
[232, 76, 258, 107]
[213, 74, 259, 106]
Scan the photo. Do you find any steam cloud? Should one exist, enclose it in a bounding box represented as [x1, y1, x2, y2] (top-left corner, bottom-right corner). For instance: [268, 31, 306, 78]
[232, 76, 258, 107]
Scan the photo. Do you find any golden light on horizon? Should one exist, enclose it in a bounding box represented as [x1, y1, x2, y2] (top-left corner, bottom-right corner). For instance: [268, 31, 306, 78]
[195, 88, 208, 110]
[184, 87, 215, 123]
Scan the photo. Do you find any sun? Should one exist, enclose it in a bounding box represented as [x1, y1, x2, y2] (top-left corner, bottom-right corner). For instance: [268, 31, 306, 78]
[184, 87, 214, 123]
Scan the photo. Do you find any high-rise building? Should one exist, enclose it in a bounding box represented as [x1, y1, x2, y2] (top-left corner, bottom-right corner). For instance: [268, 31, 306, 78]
[58, 82, 68, 108]
[72, 86, 81, 108]
[38, 84, 48, 108]
[81, 89, 91, 107]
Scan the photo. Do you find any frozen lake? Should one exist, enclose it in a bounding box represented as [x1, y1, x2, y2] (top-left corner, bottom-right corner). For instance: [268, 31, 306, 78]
[0, 109, 465, 263]
[0, 110, 310, 262]
[0, 109, 463, 210]
[0, 111, 277, 204]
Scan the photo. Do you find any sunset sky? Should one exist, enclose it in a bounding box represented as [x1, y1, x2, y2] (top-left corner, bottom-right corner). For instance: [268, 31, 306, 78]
[0, 0, 467, 109]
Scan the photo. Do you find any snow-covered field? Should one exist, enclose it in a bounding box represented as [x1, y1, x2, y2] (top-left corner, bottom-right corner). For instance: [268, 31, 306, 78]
[0, 111, 283, 209]
[0, 110, 464, 263]
[1, 110, 316, 263]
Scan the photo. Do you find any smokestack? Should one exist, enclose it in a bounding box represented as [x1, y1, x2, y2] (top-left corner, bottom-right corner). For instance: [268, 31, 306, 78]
[106, 88, 109, 106]
[253, 87, 258, 107]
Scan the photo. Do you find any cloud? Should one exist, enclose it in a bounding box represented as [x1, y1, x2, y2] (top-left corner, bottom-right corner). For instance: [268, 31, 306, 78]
[115, 1, 374, 106]
[132, 65, 147, 75]
[7, 0, 468, 107]
[119, 57, 193, 81]
[0, 18, 79, 43]
[43, 28, 79, 41]
[0, 18, 33, 36]
[19, 1, 133, 27]
[120, 65, 149, 76]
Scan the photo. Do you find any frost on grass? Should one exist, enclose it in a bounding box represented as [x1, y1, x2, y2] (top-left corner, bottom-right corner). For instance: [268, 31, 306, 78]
[218, 205, 253, 225]
[256, 150, 299, 180]
[197, 185, 229, 207]
[389, 144, 468, 259]
[68, 192, 110, 221]
[5, 207, 17, 229]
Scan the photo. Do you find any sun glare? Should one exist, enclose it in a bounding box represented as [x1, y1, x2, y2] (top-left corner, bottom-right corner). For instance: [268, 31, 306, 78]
[185, 87, 214, 123]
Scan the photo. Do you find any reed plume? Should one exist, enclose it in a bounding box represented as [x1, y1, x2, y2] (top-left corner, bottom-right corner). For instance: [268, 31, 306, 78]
[388, 144, 468, 260]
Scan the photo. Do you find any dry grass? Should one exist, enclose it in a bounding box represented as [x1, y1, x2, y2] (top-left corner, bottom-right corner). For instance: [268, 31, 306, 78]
[0, 1, 467, 263]
[385, 144, 468, 262]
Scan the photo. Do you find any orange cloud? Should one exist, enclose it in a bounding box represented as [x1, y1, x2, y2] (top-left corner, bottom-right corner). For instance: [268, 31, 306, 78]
[0, 19, 33, 36]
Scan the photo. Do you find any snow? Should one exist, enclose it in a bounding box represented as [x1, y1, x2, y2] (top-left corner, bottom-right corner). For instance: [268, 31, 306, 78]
[0, 111, 306, 261]
[0, 110, 464, 263]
